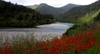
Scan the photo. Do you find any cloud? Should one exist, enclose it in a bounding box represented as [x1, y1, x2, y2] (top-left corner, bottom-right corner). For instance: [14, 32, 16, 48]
[4, 0, 98, 7]
[4, 0, 25, 4]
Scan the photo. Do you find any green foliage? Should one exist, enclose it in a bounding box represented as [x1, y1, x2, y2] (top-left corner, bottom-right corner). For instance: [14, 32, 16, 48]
[59, 1, 100, 36]
[56, 18, 78, 23]
[64, 24, 84, 35]
[78, 10, 100, 23]
[57, 1, 100, 22]
[64, 22, 99, 36]
[63, 10, 100, 36]
[0, 1, 54, 27]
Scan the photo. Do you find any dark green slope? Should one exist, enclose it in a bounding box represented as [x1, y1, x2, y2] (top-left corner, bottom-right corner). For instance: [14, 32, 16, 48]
[29, 3, 81, 18]
[57, 1, 100, 22]
[29, 3, 66, 18]
[0, 0, 54, 27]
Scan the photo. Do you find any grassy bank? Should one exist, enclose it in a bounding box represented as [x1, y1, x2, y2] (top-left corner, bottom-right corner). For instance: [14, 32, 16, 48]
[63, 9, 100, 36]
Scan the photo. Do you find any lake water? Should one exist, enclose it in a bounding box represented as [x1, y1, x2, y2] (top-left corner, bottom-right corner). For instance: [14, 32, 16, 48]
[0, 22, 74, 41]
[36, 22, 74, 33]
[0, 22, 74, 33]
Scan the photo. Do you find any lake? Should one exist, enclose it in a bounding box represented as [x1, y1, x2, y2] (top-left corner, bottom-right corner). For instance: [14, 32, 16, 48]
[0, 22, 74, 41]
[0, 22, 74, 33]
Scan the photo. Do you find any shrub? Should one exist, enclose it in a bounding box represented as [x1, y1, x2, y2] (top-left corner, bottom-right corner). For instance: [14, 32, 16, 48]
[63, 24, 84, 36]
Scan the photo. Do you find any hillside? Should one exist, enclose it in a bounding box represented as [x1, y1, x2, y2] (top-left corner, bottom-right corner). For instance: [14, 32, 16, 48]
[57, 1, 100, 22]
[29, 3, 81, 18]
[29, 3, 65, 18]
[78, 10, 100, 23]
[61, 3, 82, 10]
[0, 0, 54, 27]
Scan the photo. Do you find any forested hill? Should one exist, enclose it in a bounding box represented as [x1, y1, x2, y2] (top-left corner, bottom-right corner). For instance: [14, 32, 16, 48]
[29, 3, 66, 18]
[29, 3, 81, 18]
[57, 1, 100, 22]
[0, 0, 54, 27]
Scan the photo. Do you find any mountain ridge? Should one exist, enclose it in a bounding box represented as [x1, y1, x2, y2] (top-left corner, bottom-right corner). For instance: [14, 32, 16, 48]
[28, 3, 82, 18]
[61, 3, 82, 10]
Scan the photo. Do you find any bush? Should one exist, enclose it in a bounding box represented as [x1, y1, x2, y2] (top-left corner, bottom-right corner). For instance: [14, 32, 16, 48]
[63, 24, 84, 36]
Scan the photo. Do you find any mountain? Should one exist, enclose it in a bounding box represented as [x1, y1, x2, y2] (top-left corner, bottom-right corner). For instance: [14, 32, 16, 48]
[29, 3, 66, 18]
[57, 1, 100, 22]
[28, 3, 81, 18]
[61, 3, 82, 10]
[0, 0, 54, 27]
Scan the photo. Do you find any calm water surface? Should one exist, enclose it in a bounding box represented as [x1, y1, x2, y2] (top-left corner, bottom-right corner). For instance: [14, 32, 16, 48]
[0, 22, 74, 41]
[0, 22, 74, 33]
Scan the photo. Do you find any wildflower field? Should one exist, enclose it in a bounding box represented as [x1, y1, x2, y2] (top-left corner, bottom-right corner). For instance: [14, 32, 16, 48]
[0, 28, 100, 54]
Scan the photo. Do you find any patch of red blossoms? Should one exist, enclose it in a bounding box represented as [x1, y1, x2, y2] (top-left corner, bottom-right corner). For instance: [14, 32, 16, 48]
[39, 29, 99, 54]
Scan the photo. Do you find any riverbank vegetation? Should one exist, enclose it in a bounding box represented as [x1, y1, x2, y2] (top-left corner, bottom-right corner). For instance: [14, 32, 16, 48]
[0, 0, 54, 27]
[63, 9, 100, 36]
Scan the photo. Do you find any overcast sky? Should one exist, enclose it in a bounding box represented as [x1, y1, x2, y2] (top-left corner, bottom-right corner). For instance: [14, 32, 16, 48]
[4, 0, 98, 7]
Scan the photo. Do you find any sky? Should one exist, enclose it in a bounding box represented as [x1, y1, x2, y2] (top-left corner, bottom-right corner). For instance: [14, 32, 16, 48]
[4, 0, 98, 7]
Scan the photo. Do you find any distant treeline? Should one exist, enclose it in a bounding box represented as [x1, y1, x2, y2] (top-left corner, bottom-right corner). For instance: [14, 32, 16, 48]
[0, 0, 54, 27]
